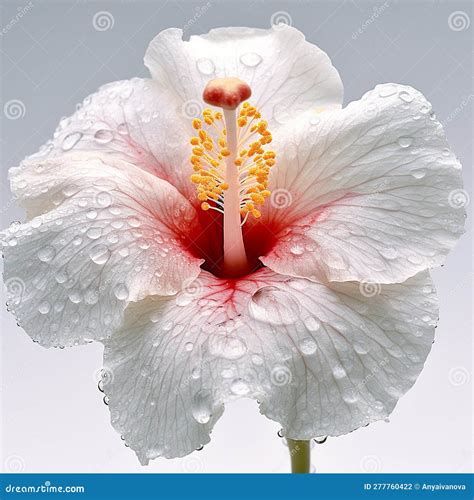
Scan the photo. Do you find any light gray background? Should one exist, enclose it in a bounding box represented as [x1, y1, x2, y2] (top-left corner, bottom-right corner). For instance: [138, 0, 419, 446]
[0, 0, 472, 473]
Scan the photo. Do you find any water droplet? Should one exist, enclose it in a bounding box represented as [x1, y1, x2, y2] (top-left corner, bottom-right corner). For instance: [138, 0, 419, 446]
[86, 209, 98, 220]
[94, 129, 114, 144]
[290, 243, 304, 255]
[37, 246, 56, 262]
[313, 436, 327, 444]
[114, 283, 129, 301]
[96, 192, 112, 208]
[185, 342, 194, 352]
[208, 335, 247, 360]
[304, 317, 320, 332]
[196, 58, 215, 75]
[38, 301, 51, 314]
[299, 337, 317, 355]
[117, 123, 128, 135]
[68, 290, 82, 304]
[127, 216, 141, 228]
[277, 429, 285, 438]
[398, 90, 414, 103]
[411, 168, 426, 179]
[86, 227, 102, 240]
[192, 392, 212, 424]
[89, 244, 110, 265]
[249, 286, 300, 325]
[103, 395, 110, 406]
[398, 136, 413, 148]
[332, 365, 347, 379]
[239, 52, 262, 67]
[230, 378, 249, 396]
[62, 132, 82, 151]
[251, 354, 264, 366]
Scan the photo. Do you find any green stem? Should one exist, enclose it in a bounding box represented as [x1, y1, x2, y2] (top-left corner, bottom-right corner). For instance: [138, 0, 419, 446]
[287, 439, 311, 473]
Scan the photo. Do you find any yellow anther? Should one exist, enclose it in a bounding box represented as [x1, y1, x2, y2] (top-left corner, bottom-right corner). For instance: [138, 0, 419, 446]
[188, 99, 275, 218]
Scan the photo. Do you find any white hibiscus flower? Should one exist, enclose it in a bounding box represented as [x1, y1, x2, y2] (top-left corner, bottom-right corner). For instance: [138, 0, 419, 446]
[2, 27, 465, 470]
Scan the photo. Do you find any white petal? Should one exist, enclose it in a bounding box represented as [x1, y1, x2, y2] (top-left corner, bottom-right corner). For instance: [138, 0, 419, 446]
[262, 84, 465, 284]
[103, 268, 437, 461]
[2, 154, 203, 347]
[144, 27, 343, 127]
[28, 78, 195, 202]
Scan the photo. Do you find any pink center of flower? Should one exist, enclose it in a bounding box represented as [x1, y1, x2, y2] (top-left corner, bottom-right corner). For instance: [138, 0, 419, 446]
[188, 78, 276, 278]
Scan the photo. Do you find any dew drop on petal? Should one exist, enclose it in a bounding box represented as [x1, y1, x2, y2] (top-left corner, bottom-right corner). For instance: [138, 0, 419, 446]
[38, 300, 51, 314]
[290, 243, 305, 256]
[313, 436, 327, 444]
[398, 136, 413, 148]
[411, 169, 426, 179]
[239, 52, 262, 67]
[37, 246, 56, 262]
[113, 283, 129, 301]
[299, 337, 318, 355]
[398, 90, 414, 103]
[89, 244, 110, 265]
[192, 392, 212, 424]
[94, 129, 114, 144]
[332, 365, 347, 379]
[230, 378, 250, 396]
[196, 58, 215, 75]
[86, 227, 102, 240]
[304, 317, 320, 332]
[62, 132, 83, 151]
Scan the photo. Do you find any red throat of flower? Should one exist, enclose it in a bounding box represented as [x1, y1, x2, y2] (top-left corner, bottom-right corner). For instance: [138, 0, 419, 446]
[189, 77, 276, 278]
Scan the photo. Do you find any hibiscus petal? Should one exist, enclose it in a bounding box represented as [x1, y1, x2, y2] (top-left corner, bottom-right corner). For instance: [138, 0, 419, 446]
[262, 84, 465, 284]
[144, 26, 343, 128]
[103, 268, 436, 461]
[27, 78, 195, 202]
[2, 154, 203, 347]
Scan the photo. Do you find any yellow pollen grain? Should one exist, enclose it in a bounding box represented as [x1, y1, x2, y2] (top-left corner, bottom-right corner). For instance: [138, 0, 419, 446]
[188, 100, 276, 219]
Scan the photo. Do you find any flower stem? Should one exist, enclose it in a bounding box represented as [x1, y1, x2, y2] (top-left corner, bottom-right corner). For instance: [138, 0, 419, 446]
[287, 439, 311, 473]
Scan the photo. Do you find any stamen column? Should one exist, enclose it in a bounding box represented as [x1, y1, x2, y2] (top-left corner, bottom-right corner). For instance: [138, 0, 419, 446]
[202, 77, 252, 277]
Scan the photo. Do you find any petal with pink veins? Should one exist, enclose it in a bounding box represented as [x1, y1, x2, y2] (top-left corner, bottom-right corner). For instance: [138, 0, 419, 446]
[27, 78, 196, 203]
[144, 26, 343, 129]
[102, 267, 437, 462]
[261, 84, 465, 284]
[2, 154, 203, 347]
